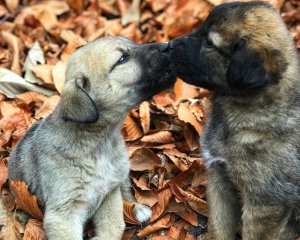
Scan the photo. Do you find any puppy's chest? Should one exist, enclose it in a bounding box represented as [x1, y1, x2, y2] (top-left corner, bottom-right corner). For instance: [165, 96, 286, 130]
[77, 151, 129, 208]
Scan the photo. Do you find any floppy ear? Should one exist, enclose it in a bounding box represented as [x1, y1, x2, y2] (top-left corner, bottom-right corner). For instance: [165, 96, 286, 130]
[59, 78, 99, 123]
[227, 41, 287, 90]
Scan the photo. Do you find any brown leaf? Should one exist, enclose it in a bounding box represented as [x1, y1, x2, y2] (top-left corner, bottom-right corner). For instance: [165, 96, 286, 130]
[178, 103, 202, 134]
[130, 148, 161, 171]
[139, 101, 150, 134]
[132, 175, 151, 190]
[123, 201, 140, 225]
[141, 131, 174, 144]
[30, 64, 54, 84]
[35, 95, 60, 119]
[15, 92, 47, 106]
[23, 219, 46, 240]
[122, 0, 141, 25]
[52, 61, 66, 94]
[10, 180, 43, 221]
[176, 210, 198, 226]
[0, 157, 8, 189]
[174, 79, 200, 102]
[1, 31, 21, 75]
[133, 187, 158, 207]
[122, 115, 143, 141]
[149, 188, 173, 222]
[122, 228, 136, 240]
[138, 213, 175, 237]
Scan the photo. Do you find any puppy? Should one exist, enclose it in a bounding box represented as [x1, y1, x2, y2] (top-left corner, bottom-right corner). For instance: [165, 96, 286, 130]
[8, 36, 175, 240]
[167, 2, 300, 240]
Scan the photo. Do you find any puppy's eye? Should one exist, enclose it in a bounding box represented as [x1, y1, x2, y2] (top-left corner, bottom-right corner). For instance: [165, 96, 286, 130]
[117, 55, 130, 64]
[203, 39, 214, 48]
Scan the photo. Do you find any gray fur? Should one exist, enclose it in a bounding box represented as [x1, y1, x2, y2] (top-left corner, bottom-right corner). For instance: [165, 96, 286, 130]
[8, 36, 175, 239]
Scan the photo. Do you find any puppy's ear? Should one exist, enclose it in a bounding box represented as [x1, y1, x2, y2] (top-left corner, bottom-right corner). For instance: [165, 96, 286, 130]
[227, 40, 283, 89]
[59, 78, 99, 123]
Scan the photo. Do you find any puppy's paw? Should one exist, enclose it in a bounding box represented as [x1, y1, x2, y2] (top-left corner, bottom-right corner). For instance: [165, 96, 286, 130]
[133, 204, 152, 223]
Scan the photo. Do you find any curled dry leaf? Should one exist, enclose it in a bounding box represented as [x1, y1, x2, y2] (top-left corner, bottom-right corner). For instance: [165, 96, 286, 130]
[174, 79, 200, 102]
[15, 92, 48, 106]
[137, 213, 175, 237]
[24, 41, 46, 85]
[130, 148, 161, 171]
[122, 228, 136, 240]
[0, 157, 8, 189]
[133, 187, 158, 207]
[10, 180, 43, 221]
[52, 61, 66, 94]
[141, 131, 174, 144]
[122, 0, 141, 25]
[139, 101, 150, 134]
[1, 31, 21, 75]
[132, 175, 150, 190]
[123, 201, 140, 225]
[178, 103, 202, 134]
[0, 68, 54, 98]
[176, 210, 198, 227]
[23, 219, 46, 240]
[149, 188, 173, 222]
[30, 64, 54, 84]
[35, 95, 60, 119]
[122, 115, 143, 141]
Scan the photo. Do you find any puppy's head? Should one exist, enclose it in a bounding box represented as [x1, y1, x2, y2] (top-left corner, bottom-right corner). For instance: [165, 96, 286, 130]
[59, 36, 175, 123]
[169, 2, 295, 94]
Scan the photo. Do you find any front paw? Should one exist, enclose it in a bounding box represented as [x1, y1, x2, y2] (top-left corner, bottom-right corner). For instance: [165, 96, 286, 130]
[133, 203, 152, 223]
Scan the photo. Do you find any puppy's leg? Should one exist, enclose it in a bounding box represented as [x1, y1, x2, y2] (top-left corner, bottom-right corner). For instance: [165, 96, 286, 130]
[44, 209, 83, 240]
[242, 205, 285, 240]
[207, 162, 241, 240]
[121, 178, 152, 223]
[92, 187, 125, 240]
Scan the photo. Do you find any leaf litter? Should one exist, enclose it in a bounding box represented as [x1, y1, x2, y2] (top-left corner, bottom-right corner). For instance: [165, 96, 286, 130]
[0, 0, 299, 239]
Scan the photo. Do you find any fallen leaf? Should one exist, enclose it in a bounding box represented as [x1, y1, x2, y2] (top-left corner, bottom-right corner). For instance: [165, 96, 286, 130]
[149, 188, 173, 222]
[174, 79, 200, 102]
[139, 101, 150, 134]
[10, 180, 43, 221]
[0, 68, 53, 98]
[141, 131, 174, 144]
[35, 95, 60, 119]
[130, 148, 161, 171]
[123, 201, 140, 225]
[1, 31, 21, 75]
[132, 175, 150, 190]
[122, 0, 141, 25]
[0, 157, 8, 189]
[24, 41, 46, 85]
[178, 103, 202, 134]
[138, 213, 175, 237]
[52, 61, 66, 94]
[122, 115, 143, 141]
[133, 187, 158, 207]
[30, 64, 54, 84]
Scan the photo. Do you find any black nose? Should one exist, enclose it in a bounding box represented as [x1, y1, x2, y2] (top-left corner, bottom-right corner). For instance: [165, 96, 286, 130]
[160, 42, 170, 52]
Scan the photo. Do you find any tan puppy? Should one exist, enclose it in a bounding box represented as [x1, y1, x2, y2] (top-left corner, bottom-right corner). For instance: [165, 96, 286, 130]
[9, 36, 175, 239]
[168, 2, 300, 240]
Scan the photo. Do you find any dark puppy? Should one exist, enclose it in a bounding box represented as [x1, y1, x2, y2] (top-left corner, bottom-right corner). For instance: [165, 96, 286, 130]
[168, 2, 300, 240]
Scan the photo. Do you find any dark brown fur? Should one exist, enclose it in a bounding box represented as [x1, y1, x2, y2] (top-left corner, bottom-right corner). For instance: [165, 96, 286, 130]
[168, 2, 300, 239]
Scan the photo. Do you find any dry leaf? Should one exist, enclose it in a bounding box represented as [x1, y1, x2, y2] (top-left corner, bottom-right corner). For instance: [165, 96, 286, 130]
[134, 187, 158, 207]
[0, 157, 8, 189]
[130, 148, 161, 171]
[139, 101, 150, 134]
[141, 131, 174, 144]
[174, 79, 200, 102]
[30, 64, 54, 84]
[35, 95, 60, 119]
[52, 61, 66, 94]
[149, 188, 173, 222]
[178, 103, 202, 134]
[122, 115, 143, 141]
[10, 180, 43, 221]
[123, 201, 140, 225]
[0, 68, 53, 98]
[122, 0, 141, 25]
[138, 213, 174, 237]
[24, 41, 46, 85]
[1, 31, 21, 75]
